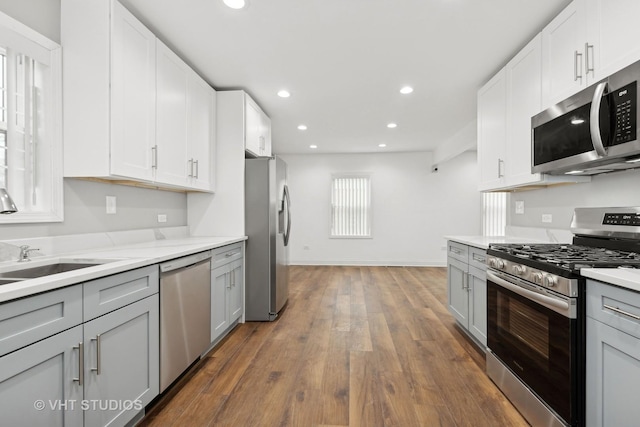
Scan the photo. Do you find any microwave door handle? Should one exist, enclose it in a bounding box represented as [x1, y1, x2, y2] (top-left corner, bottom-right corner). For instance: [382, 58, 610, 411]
[589, 82, 608, 157]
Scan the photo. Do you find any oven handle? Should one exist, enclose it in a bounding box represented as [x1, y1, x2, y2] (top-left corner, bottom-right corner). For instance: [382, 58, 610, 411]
[487, 270, 576, 318]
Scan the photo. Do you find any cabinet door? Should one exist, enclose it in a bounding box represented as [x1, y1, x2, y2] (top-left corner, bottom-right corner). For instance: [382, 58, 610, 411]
[245, 96, 262, 157]
[506, 34, 543, 188]
[586, 0, 640, 82]
[447, 257, 469, 327]
[468, 267, 487, 347]
[187, 71, 215, 191]
[587, 319, 640, 427]
[83, 295, 159, 427]
[155, 40, 189, 186]
[477, 69, 507, 191]
[541, 0, 588, 108]
[110, 1, 156, 181]
[229, 260, 243, 323]
[0, 326, 83, 427]
[211, 265, 230, 343]
[259, 112, 272, 157]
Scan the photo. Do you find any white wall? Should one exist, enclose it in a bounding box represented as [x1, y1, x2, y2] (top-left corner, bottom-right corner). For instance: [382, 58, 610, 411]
[508, 168, 640, 230]
[280, 151, 481, 266]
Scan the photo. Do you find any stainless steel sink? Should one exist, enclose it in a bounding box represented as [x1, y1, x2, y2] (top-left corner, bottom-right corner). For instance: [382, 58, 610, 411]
[0, 261, 102, 280]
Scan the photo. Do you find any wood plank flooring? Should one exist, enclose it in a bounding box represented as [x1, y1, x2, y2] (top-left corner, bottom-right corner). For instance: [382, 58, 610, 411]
[139, 266, 528, 427]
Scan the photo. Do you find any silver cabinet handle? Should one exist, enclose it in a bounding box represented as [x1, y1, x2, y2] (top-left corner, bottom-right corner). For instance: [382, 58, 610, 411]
[188, 159, 193, 177]
[194, 160, 199, 179]
[589, 82, 608, 157]
[603, 304, 640, 321]
[450, 247, 461, 255]
[497, 158, 504, 178]
[574, 50, 583, 81]
[73, 342, 84, 386]
[585, 43, 594, 75]
[226, 271, 231, 289]
[91, 335, 101, 375]
[462, 272, 468, 291]
[152, 145, 158, 169]
[473, 254, 486, 263]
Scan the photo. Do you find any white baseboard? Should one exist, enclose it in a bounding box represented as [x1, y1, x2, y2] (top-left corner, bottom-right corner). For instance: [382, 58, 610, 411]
[289, 260, 446, 267]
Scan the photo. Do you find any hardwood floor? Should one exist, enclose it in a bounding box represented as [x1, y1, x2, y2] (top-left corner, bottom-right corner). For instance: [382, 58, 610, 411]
[139, 266, 528, 427]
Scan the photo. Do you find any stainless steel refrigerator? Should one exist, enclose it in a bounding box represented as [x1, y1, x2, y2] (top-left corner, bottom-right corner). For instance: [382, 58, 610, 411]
[245, 156, 291, 321]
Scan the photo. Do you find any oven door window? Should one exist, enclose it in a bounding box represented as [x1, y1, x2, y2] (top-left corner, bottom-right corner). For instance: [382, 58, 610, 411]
[488, 280, 577, 423]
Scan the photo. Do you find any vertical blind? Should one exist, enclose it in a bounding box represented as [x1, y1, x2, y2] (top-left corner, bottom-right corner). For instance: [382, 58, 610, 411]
[331, 175, 371, 238]
[482, 192, 506, 236]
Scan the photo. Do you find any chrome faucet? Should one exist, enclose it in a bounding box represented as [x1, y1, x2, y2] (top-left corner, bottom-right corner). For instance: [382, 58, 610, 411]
[18, 245, 39, 262]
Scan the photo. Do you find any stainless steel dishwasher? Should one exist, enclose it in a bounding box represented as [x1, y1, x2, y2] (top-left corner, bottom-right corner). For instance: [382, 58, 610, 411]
[159, 251, 211, 392]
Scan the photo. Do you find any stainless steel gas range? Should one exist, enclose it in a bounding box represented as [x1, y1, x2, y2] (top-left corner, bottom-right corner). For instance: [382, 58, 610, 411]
[485, 207, 640, 427]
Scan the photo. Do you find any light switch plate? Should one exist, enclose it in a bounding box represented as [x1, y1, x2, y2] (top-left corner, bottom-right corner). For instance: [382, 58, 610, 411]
[106, 196, 116, 214]
[515, 201, 525, 214]
[157, 214, 167, 223]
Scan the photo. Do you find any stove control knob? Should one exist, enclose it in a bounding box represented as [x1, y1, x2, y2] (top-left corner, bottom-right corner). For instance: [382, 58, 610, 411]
[514, 265, 526, 275]
[496, 259, 505, 269]
[544, 275, 557, 288]
[532, 272, 543, 284]
[488, 258, 496, 268]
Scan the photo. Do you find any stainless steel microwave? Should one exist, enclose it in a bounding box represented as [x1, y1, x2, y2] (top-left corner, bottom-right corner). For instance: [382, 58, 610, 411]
[532, 60, 640, 176]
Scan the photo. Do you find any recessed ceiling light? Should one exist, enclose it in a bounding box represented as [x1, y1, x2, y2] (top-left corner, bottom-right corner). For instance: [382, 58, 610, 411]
[387, 123, 397, 129]
[309, 145, 318, 149]
[378, 144, 387, 148]
[565, 170, 584, 175]
[223, 0, 245, 9]
[297, 125, 307, 130]
[400, 86, 413, 94]
[277, 90, 291, 98]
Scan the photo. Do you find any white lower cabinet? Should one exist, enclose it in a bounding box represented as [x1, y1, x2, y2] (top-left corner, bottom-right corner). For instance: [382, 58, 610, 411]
[211, 243, 244, 345]
[0, 266, 159, 427]
[447, 241, 487, 347]
[586, 279, 640, 427]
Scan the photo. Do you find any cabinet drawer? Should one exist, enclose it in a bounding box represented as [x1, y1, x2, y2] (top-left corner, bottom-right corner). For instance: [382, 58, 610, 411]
[447, 241, 468, 263]
[212, 243, 244, 270]
[587, 279, 640, 339]
[469, 247, 487, 271]
[0, 285, 83, 357]
[84, 265, 159, 321]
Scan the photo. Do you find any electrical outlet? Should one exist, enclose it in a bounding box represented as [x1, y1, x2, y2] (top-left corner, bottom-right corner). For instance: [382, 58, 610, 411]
[157, 214, 167, 223]
[515, 201, 525, 214]
[542, 213, 553, 223]
[106, 196, 116, 214]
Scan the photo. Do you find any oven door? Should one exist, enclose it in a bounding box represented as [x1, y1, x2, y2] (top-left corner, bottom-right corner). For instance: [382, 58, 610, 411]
[487, 270, 578, 425]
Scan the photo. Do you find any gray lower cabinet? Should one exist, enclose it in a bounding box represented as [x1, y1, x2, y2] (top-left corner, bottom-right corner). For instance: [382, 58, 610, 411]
[0, 265, 160, 427]
[447, 240, 487, 347]
[0, 326, 84, 427]
[211, 243, 244, 345]
[586, 279, 640, 427]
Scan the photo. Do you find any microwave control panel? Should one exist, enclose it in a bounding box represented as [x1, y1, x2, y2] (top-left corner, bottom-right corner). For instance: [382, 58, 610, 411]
[611, 81, 637, 145]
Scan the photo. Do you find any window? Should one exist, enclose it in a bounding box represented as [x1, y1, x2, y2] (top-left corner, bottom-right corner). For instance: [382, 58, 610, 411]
[0, 11, 63, 223]
[330, 175, 371, 238]
[482, 192, 506, 236]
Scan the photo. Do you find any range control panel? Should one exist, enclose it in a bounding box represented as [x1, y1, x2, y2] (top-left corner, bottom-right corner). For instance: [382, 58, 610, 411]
[603, 213, 640, 226]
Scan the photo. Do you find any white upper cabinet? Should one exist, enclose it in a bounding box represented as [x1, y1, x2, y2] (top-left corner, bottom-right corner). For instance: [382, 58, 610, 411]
[187, 71, 216, 191]
[542, 0, 640, 109]
[155, 40, 190, 186]
[586, 0, 640, 82]
[62, 0, 215, 192]
[477, 69, 507, 191]
[541, 1, 588, 108]
[478, 34, 590, 192]
[244, 95, 271, 157]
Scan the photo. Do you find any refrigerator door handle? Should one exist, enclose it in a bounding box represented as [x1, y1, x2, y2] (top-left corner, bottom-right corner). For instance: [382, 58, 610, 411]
[283, 184, 291, 247]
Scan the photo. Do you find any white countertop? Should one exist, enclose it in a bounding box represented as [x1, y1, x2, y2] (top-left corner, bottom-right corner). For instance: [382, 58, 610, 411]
[581, 268, 640, 293]
[444, 235, 550, 250]
[0, 235, 246, 303]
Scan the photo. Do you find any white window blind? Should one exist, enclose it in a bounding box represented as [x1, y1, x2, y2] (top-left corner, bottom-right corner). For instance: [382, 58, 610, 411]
[482, 192, 506, 236]
[331, 175, 371, 238]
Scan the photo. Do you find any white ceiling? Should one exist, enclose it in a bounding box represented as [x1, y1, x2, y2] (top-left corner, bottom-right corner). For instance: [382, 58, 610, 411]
[119, 0, 572, 155]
